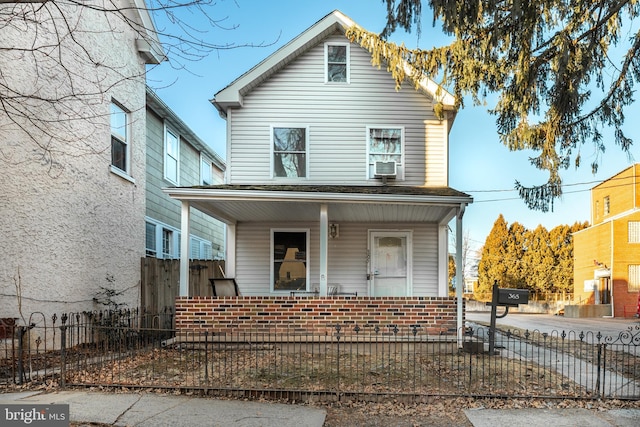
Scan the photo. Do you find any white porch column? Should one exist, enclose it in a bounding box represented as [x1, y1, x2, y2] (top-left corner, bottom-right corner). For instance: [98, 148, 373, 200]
[455, 205, 465, 346]
[319, 204, 329, 297]
[225, 223, 237, 278]
[179, 200, 190, 297]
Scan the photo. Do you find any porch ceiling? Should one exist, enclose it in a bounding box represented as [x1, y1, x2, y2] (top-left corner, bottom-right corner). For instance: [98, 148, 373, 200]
[165, 185, 472, 225]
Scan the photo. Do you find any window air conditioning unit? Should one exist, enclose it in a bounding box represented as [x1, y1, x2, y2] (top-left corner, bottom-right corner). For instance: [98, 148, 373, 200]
[374, 161, 397, 177]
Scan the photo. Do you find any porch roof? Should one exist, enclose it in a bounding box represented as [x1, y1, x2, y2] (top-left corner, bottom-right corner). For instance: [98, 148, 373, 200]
[164, 184, 472, 225]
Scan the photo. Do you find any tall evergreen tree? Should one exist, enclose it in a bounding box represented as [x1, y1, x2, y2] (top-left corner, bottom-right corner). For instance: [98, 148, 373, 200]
[505, 222, 527, 289]
[348, 1, 640, 211]
[477, 214, 509, 298]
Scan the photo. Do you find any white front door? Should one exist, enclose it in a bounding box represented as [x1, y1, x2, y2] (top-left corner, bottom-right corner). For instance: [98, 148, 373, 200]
[369, 230, 412, 296]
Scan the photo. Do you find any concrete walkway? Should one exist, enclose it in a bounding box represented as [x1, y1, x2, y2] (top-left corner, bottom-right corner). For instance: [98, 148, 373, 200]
[466, 313, 640, 398]
[0, 391, 326, 427]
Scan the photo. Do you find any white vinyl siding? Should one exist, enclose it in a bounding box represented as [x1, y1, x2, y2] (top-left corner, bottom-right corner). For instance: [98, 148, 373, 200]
[234, 221, 439, 296]
[226, 35, 447, 186]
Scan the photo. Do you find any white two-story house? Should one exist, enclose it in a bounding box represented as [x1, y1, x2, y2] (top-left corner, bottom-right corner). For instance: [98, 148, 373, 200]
[165, 10, 472, 302]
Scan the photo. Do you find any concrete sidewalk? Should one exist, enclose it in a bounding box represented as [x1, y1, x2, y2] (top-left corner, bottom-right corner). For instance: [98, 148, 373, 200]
[0, 391, 326, 427]
[2, 390, 640, 426]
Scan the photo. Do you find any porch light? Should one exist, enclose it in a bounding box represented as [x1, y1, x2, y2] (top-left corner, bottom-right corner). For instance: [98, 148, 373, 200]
[329, 223, 339, 239]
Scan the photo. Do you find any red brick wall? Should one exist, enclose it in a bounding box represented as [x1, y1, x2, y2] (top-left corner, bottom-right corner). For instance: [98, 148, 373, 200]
[175, 296, 462, 335]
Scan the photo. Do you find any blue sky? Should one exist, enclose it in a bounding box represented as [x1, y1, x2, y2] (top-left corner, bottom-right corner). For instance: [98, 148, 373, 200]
[147, 0, 640, 255]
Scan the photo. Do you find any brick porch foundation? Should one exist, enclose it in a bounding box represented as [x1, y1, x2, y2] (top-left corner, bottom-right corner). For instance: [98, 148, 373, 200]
[175, 296, 462, 335]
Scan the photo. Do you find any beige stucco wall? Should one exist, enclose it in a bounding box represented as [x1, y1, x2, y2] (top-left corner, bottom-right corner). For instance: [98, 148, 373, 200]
[0, 1, 148, 320]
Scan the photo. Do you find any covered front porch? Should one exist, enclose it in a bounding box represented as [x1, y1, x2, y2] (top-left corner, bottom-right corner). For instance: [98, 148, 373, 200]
[164, 185, 471, 333]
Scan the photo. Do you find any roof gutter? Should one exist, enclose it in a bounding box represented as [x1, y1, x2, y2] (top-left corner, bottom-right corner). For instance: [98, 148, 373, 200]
[163, 187, 472, 206]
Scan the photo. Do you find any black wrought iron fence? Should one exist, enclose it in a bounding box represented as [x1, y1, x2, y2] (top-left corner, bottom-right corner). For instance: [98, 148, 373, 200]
[2, 314, 639, 402]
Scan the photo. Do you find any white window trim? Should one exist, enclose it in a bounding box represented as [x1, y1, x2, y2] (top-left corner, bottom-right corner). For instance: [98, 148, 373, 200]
[324, 42, 350, 84]
[270, 228, 310, 293]
[365, 125, 405, 180]
[110, 100, 134, 181]
[200, 154, 213, 186]
[146, 217, 217, 260]
[164, 125, 180, 185]
[270, 125, 309, 179]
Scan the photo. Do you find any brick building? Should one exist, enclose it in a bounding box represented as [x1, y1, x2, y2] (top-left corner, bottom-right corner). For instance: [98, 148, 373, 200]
[571, 164, 640, 318]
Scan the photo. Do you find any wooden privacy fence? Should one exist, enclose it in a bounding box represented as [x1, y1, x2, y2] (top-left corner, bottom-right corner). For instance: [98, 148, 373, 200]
[140, 258, 225, 314]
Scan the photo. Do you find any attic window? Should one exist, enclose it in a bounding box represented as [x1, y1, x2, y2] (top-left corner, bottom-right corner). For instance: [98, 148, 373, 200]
[325, 43, 349, 83]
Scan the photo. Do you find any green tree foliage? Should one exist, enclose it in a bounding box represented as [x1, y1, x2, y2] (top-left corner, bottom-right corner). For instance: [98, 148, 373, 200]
[476, 216, 588, 299]
[347, 1, 640, 211]
[476, 215, 510, 299]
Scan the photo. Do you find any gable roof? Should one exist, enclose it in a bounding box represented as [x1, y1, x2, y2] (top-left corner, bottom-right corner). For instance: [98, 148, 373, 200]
[211, 10, 455, 118]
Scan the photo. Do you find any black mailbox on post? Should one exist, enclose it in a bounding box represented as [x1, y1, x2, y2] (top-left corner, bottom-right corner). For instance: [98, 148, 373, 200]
[497, 288, 529, 306]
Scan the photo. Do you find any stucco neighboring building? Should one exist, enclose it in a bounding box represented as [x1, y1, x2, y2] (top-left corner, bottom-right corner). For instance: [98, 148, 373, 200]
[145, 88, 226, 260]
[571, 163, 640, 318]
[0, 1, 164, 319]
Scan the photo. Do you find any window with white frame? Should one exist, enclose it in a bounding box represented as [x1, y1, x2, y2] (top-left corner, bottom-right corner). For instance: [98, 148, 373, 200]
[145, 222, 157, 257]
[110, 101, 129, 173]
[629, 265, 640, 292]
[162, 228, 173, 258]
[146, 219, 215, 260]
[190, 236, 213, 260]
[201, 157, 212, 185]
[272, 230, 308, 292]
[164, 127, 179, 184]
[367, 127, 403, 179]
[325, 43, 349, 83]
[272, 127, 307, 178]
[629, 221, 640, 243]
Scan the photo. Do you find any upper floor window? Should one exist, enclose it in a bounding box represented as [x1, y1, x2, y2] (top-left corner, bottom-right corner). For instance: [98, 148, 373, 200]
[110, 101, 129, 173]
[201, 157, 212, 185]
[629, 221, 640, 243]
[367, 127, 404, 179]
[325, 43, 349, 83]
[164, 127, 180, 184]
[272, 126, 307, 178]
[604, 196, 610, 216]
